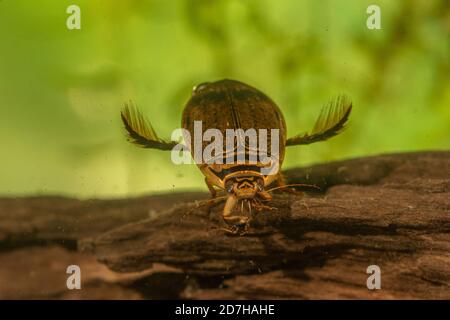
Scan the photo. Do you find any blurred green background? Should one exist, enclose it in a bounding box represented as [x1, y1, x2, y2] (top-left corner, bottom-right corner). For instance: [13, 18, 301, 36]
[0, 0, 448, 198]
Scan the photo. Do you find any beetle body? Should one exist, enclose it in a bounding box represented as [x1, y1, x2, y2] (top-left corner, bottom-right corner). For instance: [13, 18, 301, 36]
[181, 80, 288, 224]
[121, 79, 352, 231]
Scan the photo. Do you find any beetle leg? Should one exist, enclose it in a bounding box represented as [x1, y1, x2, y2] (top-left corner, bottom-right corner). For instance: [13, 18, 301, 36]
[203, 178, 221, 215]
[220, 224, 248, 236]
[204, 178, 217, 198]
[258, 190, 272, 201]
[120, 102, 179, 150]
[183, 196, 226, 219]
[223, 194, 237, 221]
[286, 95, 352, 146]
[222, 195, 249, 225]
[204, 195, 225, 215]
[253, 197, 276, 212]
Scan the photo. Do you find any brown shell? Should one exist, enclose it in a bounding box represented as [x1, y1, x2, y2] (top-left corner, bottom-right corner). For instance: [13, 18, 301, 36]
[182, 79, 286, 158]
[181, 79, 287, 188]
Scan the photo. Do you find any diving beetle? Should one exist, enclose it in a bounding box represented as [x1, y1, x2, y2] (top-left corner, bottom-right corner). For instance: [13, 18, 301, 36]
[121, 79, 352, 231]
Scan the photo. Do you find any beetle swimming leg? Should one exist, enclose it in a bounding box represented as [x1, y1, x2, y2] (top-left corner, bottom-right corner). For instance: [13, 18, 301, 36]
[286, 95, 352, 146]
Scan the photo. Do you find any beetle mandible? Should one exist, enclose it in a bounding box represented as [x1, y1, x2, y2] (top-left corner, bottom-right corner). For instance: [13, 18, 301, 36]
[121, 79, 352, 232]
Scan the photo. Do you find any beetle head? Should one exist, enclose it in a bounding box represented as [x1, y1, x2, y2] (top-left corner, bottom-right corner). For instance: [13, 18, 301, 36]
[224, 174, 264, 199]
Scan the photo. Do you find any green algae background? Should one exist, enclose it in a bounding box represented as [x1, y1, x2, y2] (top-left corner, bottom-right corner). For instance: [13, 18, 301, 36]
[0, 0, 448, 198]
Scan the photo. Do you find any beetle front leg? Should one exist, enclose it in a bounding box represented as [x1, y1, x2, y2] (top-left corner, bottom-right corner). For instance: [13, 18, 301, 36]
[202, 178, 220, 215]
[204, 178, 217, 198]
[258, 190, 272, 201]
[222, 194, 238, 223]
[220, 195, 250, 235]
[222, 195, 248, 225]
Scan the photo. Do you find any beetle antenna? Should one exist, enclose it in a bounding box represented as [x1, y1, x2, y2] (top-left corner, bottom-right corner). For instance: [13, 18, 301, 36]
[266, 183, 321, 193]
